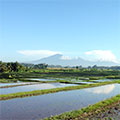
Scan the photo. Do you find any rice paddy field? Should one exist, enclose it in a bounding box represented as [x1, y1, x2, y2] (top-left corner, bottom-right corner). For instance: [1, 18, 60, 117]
[0, 71, 120, 120]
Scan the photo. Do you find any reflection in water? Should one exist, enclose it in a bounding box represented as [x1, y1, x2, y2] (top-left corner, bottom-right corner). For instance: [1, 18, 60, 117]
[29, 78, 56, 81]
[93, 79, 118, 82]
[0, 82, 35, 87]
[0, 84, 120, 120]
[0, 83, 76, 94]
[85, 84, 115, 94]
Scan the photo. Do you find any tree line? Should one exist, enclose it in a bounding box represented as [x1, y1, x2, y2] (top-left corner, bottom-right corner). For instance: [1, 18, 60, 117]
[0, 61, 26, 72]
[0, 61, 48, 73]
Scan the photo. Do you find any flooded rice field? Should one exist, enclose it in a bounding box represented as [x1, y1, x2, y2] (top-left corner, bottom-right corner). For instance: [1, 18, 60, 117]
[0, 82, 36, 87]
[28, 78, 57, 81]
[71, 80, 94, 84]
[72, 79, 119, 84]
[67, 78, 118, 84]
[92, 79, 118, 82]
[21, 78, 118, 84]
[0, 83, 76, 94]
[0, 84, 120, 120]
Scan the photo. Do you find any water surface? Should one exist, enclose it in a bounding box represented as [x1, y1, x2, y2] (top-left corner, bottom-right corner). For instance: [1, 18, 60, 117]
[28, 78, 57, 81]
[71, 80, 94, 84]
[0, 83, 76, 94]
[93, 79, 118, 82]
[0, 82, 35, 87]
[0, 84, 120, 120]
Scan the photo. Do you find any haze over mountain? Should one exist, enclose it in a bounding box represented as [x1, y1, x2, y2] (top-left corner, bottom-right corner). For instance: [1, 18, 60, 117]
[30, 54, 118, 67]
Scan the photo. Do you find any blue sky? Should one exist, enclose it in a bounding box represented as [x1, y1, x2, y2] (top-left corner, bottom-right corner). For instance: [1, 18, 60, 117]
[0, 0, 120, 63]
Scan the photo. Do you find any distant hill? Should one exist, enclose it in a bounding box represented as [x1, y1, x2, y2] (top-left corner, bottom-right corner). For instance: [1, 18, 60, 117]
[29, 54, 118, 67]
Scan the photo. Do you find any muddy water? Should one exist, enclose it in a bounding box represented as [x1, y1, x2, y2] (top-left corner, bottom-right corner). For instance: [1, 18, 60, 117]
[0, 84, 120, 120]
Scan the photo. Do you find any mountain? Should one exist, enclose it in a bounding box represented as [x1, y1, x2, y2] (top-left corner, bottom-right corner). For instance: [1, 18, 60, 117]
[30, 54, 118, 67]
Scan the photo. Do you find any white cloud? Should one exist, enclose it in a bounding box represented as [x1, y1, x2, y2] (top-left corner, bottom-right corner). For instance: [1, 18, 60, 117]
[85, 50, 118, 63]
[60, 56, 72, 60]
[17, 50, 62, 57]
[60, 56, 80, 60]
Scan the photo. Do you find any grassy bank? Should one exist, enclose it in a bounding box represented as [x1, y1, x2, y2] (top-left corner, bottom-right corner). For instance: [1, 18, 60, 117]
[19, 78, 57, 83]
[45, 94, 120, 120]
[0, 80, 120, 101]
[0, 78, 18, 83]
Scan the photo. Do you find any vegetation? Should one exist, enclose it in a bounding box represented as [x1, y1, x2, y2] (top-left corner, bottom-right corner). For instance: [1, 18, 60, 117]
[106, 75, 120, 79]
[1, 61, 120, 83]
[22, 63, 48, 69]
[0, 78, 18, 83]
[0, 61, 48, 73]
[0, 61, 26, 72]
[0, 80, 120, 100]
[88, 76, 103, 80]
[44, 94, 120, 120]
[19, 78, 56, 83]
[1, 69, 120, 79]
[1, 61, 120, 119]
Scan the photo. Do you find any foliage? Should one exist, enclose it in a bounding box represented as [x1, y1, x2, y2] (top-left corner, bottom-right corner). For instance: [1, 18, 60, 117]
[0, 61, 48, 73]
[0, 61, 25, 72]
[34, 64, 48, 69]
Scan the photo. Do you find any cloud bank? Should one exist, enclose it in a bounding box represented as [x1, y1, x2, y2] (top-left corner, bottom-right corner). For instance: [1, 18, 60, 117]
[85, 50, 118, 63]
[60, 56, 72, 60]
[17, 49, 119, 64]
[17, 50, 61, 57]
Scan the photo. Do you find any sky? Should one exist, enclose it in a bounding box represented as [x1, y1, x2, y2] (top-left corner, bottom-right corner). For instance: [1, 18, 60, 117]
[0, 0, 120, 63]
